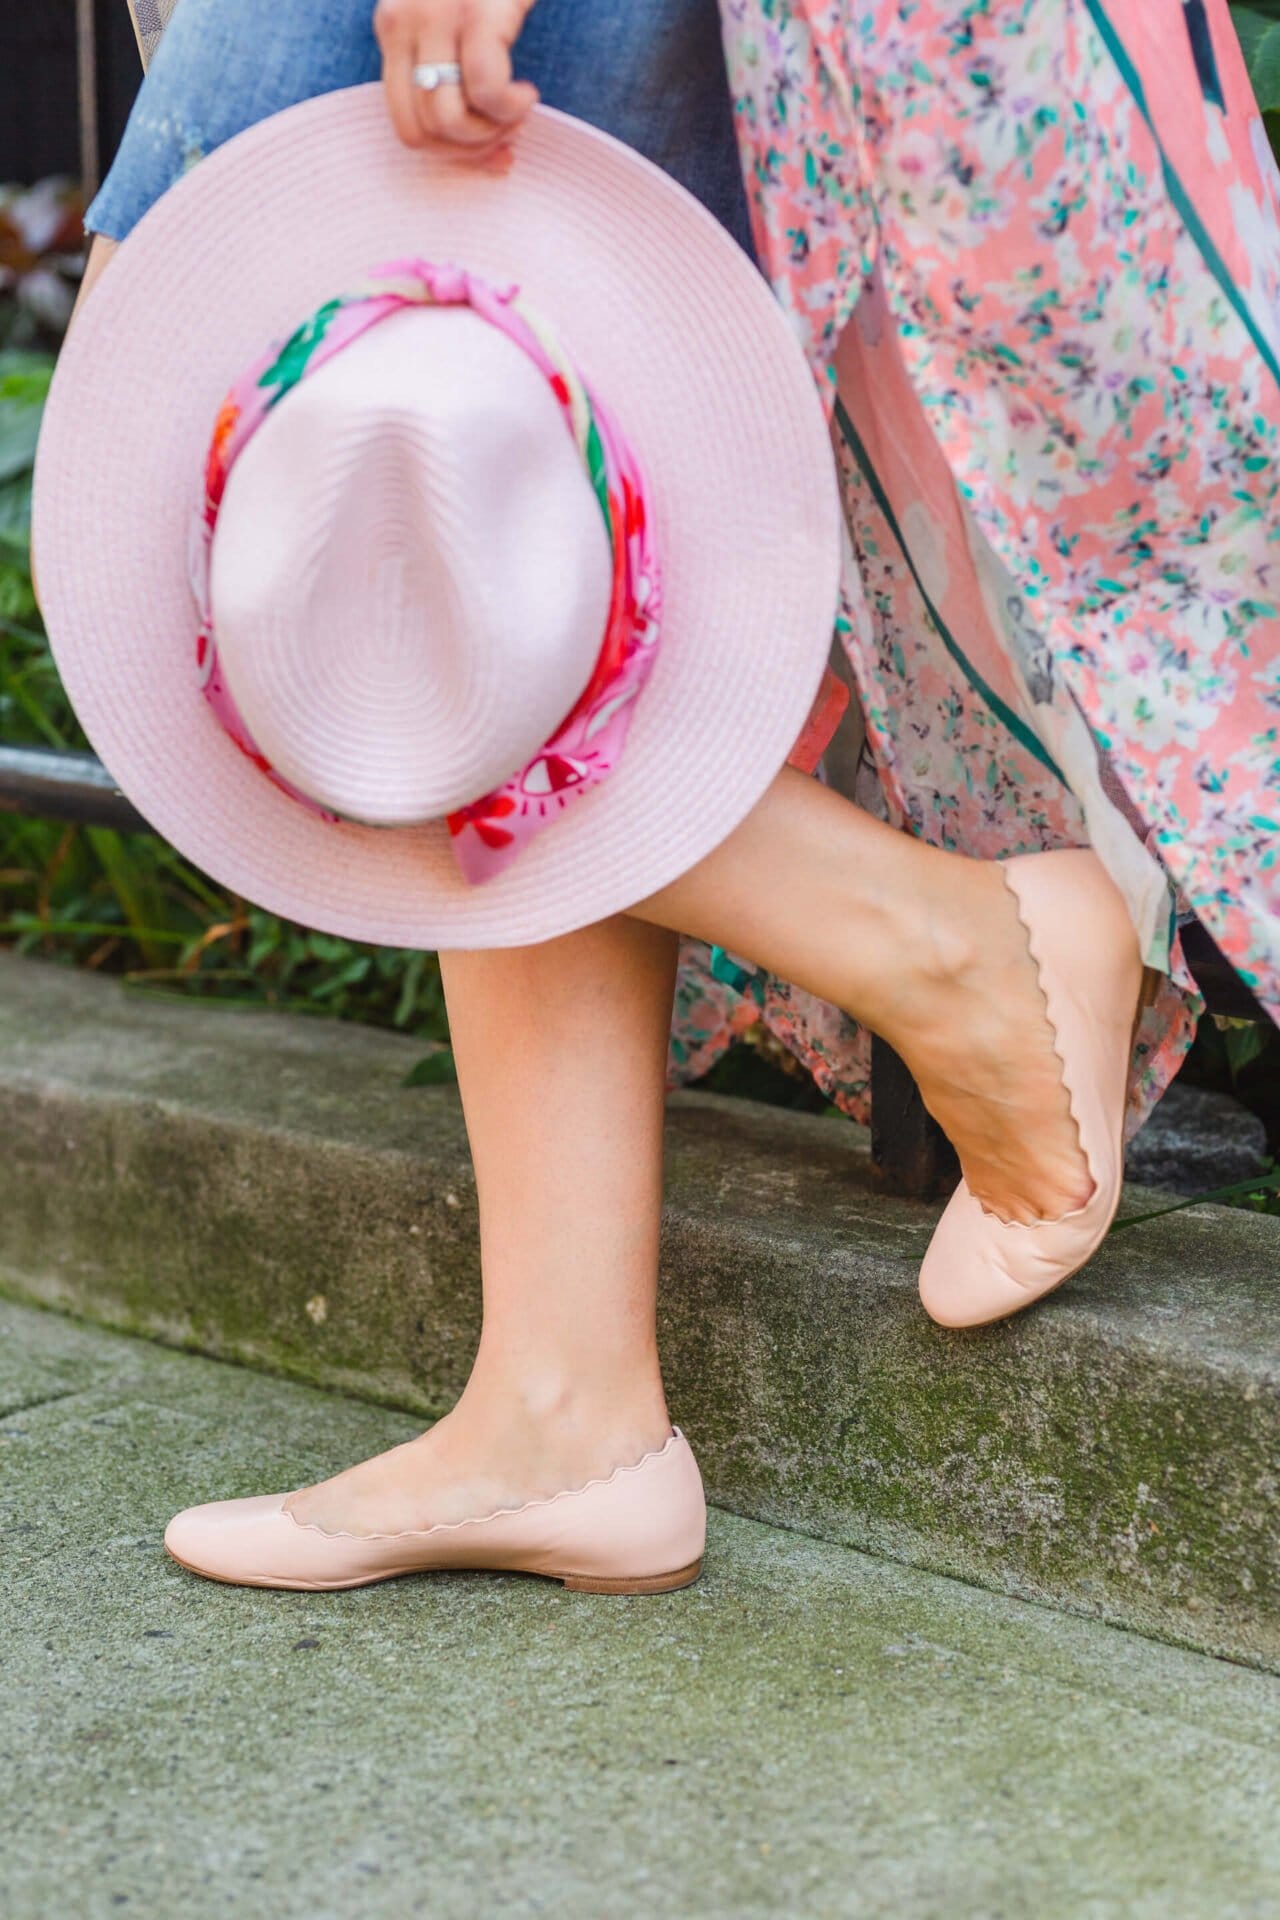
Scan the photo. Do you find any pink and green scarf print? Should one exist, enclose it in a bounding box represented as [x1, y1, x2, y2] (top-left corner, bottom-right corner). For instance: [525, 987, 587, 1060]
[189, 259, 661, 885]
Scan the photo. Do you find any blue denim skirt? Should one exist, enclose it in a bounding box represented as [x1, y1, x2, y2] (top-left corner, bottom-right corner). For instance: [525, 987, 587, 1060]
[87, 0, 753, 252]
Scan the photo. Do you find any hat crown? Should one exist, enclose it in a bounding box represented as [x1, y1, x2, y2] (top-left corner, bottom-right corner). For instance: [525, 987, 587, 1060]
[35, 91, 842, 945]
[208, 305, 613, 825]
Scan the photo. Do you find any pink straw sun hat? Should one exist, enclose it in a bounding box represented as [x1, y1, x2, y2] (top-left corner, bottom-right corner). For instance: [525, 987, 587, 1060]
[34, 87, 842, 947]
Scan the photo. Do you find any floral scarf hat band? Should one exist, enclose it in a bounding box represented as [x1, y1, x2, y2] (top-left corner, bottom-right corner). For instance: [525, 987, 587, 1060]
[189, 258, 662, 886]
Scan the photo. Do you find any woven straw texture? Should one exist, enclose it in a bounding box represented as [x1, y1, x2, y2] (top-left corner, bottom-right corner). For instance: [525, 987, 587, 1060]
[36, 89, 840, 947]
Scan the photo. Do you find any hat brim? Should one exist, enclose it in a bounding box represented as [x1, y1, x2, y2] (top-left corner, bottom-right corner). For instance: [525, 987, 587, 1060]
[34, 90, 841, 948]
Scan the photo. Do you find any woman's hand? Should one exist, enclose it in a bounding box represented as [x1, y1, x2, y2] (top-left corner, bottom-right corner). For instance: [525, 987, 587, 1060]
[375, 0, 538, 162]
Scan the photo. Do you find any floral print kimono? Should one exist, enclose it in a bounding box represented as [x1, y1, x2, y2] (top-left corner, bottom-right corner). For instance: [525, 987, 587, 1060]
[668, 0, 1280, 1132]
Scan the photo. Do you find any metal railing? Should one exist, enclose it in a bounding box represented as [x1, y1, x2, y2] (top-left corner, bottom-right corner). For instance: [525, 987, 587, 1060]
[0, 744, 147, 833]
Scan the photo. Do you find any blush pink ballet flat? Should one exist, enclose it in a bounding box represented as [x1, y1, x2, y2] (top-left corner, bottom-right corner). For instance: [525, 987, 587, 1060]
[164, 1428, 705, 1594]
[918, 848, 1143, 1330]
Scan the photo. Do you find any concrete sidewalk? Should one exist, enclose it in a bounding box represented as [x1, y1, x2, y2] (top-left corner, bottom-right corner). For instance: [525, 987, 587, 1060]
[3, 1299, 1279, 1920]
[3, 954, 1279, 1670]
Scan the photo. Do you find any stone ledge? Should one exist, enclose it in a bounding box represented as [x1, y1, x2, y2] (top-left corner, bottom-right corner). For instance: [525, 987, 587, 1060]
[1, 953, 1277, 1668]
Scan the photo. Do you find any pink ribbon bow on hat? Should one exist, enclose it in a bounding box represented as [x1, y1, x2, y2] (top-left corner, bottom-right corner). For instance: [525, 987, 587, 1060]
[190, 258, 662, 885]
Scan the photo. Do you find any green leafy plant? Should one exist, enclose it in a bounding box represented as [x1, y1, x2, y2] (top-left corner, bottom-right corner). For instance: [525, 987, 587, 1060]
[0, 180, 84, 350]
[1231, 2, 1280, 114]
[0, 351, 50, 625]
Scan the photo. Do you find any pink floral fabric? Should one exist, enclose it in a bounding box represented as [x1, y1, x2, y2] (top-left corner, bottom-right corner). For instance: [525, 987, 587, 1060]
[191, 258, 662, 885]
[668, 0, 1280, 1131]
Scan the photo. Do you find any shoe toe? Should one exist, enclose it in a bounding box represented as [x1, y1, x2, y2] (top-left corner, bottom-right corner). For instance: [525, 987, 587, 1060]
[918, 1185, 1044, 1329]
[164, 1493, 292, 1583]
[918, 1244, 1034, 1328]
[918, 1177, 1106, 1328]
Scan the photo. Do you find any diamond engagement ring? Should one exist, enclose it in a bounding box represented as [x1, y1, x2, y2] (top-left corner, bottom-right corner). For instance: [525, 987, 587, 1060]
[411, 62, 463, 91]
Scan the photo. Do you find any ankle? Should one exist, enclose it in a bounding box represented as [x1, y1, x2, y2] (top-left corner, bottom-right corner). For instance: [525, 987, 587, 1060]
[859, 855, 988, 1056]
[453, 1352, 671, 1458]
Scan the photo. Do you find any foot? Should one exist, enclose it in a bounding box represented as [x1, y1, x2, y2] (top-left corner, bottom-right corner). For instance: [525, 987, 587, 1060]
[283, 1382, 673, 1538]
[879, 854, 1112, 1226]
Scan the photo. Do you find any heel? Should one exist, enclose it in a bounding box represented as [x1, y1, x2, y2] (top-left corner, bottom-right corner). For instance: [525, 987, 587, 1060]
[561, 1557, 703, 1595]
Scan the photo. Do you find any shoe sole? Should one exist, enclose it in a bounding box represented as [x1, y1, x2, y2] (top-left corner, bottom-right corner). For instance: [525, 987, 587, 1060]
[562, 1559, 702, 1594]
[165, 1545, 703, 1595]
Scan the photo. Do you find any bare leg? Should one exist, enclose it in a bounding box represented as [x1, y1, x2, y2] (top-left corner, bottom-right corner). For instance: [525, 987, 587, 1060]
[289, 917, 678, 1533]
[632, 766, 1096, 1226]
[71, 233, 117, 324]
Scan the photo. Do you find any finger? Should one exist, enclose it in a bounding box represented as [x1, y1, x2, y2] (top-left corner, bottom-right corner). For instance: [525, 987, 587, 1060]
[418, 126, 517, 169]
[475, 141, 517, 177]
[420, 65, 514, 149]
[374, 1, 431, 148]
[422, 134, 520, 174]
[459, 4, 538, 126]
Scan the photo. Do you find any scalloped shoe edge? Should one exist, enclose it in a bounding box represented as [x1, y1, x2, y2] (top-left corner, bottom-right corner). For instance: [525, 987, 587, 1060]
[164, 1427, 706, 1593]
[917, 849, 1143, 1329]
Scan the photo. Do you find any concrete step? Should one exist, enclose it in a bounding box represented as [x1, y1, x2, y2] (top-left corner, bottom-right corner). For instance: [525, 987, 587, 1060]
[4, 1297, 1279, 1920]
[1, 953, 1277, 1670]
